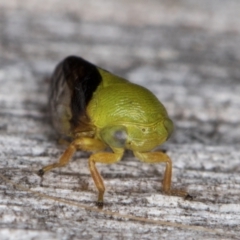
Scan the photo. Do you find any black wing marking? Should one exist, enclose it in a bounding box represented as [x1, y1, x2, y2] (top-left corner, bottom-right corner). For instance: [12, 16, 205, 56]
[49, 56, 102, 135]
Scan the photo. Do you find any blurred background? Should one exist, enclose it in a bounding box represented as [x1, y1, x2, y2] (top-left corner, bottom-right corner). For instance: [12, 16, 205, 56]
[0, 0, 240, 145]
[0, 1, 240, 239]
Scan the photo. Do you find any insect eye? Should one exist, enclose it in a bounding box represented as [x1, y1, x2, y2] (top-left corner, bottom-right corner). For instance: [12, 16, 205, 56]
[114, 130, 127, 144]
[100, 126, 128, 148]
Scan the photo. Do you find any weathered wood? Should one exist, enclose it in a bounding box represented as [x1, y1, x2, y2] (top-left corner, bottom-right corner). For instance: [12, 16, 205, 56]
[0, 0, 240, 239]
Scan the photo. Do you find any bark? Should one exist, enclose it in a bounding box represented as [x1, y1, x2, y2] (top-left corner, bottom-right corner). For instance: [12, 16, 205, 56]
[0, 1, 240, 239]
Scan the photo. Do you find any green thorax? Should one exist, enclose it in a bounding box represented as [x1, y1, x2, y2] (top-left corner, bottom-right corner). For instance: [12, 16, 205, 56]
[87, 69, 169, 129]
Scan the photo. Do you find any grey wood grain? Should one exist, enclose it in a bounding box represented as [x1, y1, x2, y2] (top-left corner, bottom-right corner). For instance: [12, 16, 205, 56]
[0, 1, 240, 239]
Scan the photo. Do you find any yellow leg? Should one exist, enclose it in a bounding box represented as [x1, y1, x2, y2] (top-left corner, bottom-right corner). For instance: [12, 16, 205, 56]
[37, 137, 107, 176]
[134, 151, 191, 198]
[88, 148, 124, 208]
[58, 137, 71, 146]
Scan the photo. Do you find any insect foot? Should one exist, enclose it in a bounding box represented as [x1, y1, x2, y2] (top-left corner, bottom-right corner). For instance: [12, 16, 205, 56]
[37, 169, 45, 177]
[184, 194, 193, 200]
[163, 188, 193, 200]
[96, 201, 104, 209]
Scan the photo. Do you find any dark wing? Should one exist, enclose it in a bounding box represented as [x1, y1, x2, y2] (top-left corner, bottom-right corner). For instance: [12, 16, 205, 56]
[49, 56, 102, 137]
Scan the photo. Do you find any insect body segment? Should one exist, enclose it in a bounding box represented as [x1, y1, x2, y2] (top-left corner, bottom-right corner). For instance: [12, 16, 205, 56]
[38, 56, 190, 208]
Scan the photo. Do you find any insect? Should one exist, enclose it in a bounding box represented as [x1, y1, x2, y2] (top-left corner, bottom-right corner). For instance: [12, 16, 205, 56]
[38, 56, 191, 208]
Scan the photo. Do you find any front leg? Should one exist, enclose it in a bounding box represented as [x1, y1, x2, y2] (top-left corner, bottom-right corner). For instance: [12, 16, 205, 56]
[134, 151, 191, 198]
[88, 148, 124, 208]
[37, 137, 107, 176]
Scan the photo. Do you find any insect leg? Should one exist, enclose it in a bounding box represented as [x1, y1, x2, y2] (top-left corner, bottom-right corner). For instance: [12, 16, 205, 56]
[37, 138, 106, 176]
[134, 151, 190, 198]
[88, 148, 124, 208]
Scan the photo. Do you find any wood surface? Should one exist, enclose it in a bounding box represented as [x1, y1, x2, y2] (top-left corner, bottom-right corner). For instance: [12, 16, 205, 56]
[0, 1, 240, 239]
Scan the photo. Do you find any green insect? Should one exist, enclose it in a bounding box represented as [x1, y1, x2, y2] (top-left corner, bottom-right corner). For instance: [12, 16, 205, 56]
[38, 56, 191, 208]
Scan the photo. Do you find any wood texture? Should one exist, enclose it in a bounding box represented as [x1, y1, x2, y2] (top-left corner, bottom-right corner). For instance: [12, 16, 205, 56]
[0, 1, 240, 239]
